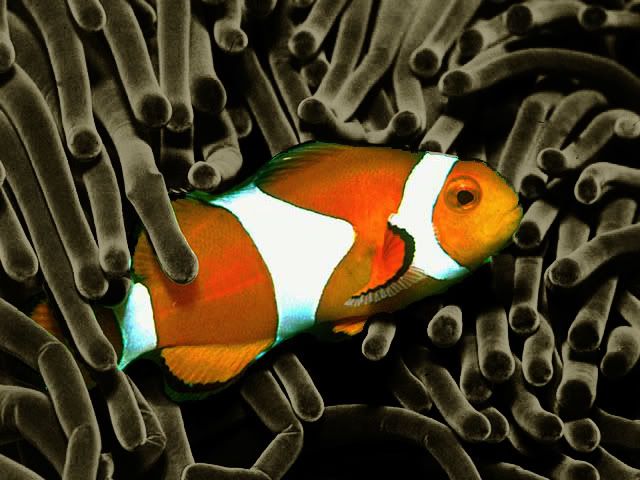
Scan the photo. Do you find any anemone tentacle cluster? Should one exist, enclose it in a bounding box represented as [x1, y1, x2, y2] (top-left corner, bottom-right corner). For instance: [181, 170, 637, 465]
[0, 0, 640, 479]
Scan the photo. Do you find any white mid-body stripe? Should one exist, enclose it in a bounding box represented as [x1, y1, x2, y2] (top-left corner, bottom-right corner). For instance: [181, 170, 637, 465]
[210, 183, 356, 344]
[389, 152, 469, 280]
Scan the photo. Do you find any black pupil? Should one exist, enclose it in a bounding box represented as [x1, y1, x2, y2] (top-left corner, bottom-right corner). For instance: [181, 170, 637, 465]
[457, 189, 474, 205]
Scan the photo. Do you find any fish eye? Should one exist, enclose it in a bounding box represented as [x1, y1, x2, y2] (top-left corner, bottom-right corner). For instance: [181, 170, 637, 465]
[444, 176, 481, 211]
[457, 189, 475, 205]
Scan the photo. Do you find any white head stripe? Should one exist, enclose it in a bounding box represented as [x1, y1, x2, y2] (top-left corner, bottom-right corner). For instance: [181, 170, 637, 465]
[210, 184, 355, 344]
[117, 282, 158, 370]
[389, 152, 469, 280]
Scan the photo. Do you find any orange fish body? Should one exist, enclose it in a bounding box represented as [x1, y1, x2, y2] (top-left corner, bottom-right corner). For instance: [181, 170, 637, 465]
[31, 142, 521, 397]
[112, 142, 522, 393]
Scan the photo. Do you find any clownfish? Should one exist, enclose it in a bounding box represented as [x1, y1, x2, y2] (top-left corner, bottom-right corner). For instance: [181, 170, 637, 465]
[31, 142, 522, 399]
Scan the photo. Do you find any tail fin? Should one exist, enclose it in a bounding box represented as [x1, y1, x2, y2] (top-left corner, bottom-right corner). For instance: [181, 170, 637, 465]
[29, 299, 97, 387]
[111, 282, 158, 370]
[30, 300, 65, 340]
[30, 299, 124, 368]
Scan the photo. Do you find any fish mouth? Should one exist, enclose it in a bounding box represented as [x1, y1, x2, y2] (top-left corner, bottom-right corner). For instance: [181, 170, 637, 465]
[489, 203, 523, 247]
[501, 204, 524, 234]
[511, 202, 524, 216]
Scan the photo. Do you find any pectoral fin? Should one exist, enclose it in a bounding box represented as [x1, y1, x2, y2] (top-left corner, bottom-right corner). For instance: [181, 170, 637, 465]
[346, 225, 425, 307]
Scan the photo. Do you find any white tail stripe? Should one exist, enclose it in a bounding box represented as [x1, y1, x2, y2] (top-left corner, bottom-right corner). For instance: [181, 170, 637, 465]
[389, 152, 469, 281]
[116, 282, 158, 370]
[210, 183, 355, 344]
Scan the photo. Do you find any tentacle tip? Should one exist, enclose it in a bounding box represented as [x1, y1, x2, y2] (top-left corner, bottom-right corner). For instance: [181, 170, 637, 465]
[615, 115, 640, 139]
[458, 30, 483, 58]
[568, 324, 600, 352]
[524, 361, 553, 387]
[163, 249, 199, 284]
[390, 111, 420, 138]
[188, 162, 222, 191]
[575, 176, 600, 205]
[71, 2, 107, 31]
[421, 139, 443, 153]
[428, 318, 462, 347]
[482, 411, 509, 441]
[600, 353, 630, 378]
[289, 30, 317, 60]
[0, 42, 15, 73]
[439, 70, 472, 96]
[409, 49, 441, 80]
[218, 29, 248, 54]
[461, 414, 492, 442]
[482, 351, 515, 383]
[519, 175, 546, 200]
[76, 265, 110, 300]
[548, 257, 581, 289]
[118, 428, 147, 452]
[101, 247, 132, 277]
[537, 415, 564, 442]
[579, 5, 607, 31]
[138, 94, 172, 128]
[508, 305, 539, 335]
[86, 342, 119, 372]
[167, 103, 194, 133]
[191, 77, 227, 114]
[297, 97, 328, 124]
[68, 127, 103, 160]
[557, 380, 595, 414]
[538, 147, 566, 175]
[83, 15, 106, 32]
[567, 422, 600, 452]
[6, 257, 39, 282]
[512, 222, 541, 250]
[297, 401, 324, 423]
[505, 4, 533, 35]
[362, 339, 390, 361]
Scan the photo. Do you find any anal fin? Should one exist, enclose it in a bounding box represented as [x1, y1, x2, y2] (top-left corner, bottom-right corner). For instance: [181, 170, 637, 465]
[161, 339, 272, 386]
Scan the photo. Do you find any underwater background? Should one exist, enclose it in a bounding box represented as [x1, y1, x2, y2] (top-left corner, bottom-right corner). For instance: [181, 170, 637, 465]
[1, 0, 640, 478]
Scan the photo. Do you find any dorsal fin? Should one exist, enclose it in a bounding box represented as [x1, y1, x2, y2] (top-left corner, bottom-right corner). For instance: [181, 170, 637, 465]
[253, 141, 350, 189]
